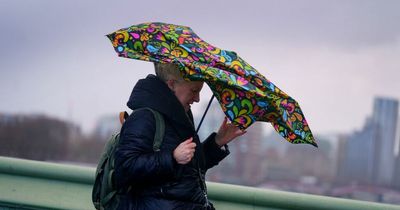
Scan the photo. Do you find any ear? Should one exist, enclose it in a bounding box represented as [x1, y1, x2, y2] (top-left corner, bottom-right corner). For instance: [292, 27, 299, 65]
[166, 79, 175, 91]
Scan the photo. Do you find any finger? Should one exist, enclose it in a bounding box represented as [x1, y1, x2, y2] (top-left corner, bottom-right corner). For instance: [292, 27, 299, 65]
[223, 117, 228, 124]
[185, 148, 195, 155]
[188, 153, 194, 160]
[237, 130, 247, 137]
[187, 142, 197, 149]
[182, 137, 193, 144]
[182, 145, 195, 154]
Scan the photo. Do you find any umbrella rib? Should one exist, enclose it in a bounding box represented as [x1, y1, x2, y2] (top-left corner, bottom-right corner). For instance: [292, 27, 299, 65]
[196, 95, 215, 134]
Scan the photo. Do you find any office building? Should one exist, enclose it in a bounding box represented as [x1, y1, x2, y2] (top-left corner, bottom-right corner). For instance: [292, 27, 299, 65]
[371, 97, 398, 186]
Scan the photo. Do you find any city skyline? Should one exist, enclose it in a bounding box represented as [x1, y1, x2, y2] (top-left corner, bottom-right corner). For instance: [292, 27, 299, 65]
[337, 97, 399, 187]
[1, 95, 400, 204]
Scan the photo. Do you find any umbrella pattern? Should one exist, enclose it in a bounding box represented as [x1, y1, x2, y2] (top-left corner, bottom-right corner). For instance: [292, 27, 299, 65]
[107, 22, 317, 147]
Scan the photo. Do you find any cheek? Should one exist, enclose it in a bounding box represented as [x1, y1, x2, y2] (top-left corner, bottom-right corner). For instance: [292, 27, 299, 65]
[184, 92, 193, 102]
[175, 88, 190, 103]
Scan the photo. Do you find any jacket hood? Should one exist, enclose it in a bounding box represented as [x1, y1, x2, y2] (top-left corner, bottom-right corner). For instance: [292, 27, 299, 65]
[127, 74, 195, 139]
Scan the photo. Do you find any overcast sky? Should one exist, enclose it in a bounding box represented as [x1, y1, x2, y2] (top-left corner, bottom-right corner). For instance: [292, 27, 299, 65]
[1, 0, 400, 136]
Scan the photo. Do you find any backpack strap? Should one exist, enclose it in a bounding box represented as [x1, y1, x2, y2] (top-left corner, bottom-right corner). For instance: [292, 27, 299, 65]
[131, 108, 165, 152]
[146, 108, 165, 152]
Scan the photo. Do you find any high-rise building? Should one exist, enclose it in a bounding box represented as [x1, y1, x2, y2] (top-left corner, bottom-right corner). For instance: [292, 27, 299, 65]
[371, 97, 399, 186]
[393, 121, 400, 189]
[336, 134, 349, 184]
[394, 154, 400, 190]
[336, 97, 399, 187]
[338, 119, 376, 184]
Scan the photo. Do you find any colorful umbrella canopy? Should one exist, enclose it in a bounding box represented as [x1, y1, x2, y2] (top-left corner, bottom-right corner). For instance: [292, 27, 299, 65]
[107, 22, 317, 147]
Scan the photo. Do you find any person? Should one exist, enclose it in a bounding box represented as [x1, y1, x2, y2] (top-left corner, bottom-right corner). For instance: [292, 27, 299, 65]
[113, 63, 246, 210]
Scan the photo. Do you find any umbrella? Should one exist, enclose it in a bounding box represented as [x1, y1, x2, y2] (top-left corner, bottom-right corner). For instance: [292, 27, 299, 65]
[107, 22, 317, 147]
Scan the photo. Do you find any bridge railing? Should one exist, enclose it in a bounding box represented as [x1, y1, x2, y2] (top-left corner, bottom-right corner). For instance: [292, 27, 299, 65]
[1, 156, 399, 210]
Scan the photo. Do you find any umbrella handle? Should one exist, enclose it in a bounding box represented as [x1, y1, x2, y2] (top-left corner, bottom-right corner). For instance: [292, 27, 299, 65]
[196, 95, 215, 134]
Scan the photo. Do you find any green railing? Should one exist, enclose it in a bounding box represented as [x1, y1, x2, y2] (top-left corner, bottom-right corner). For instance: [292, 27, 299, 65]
[0, 156, 399, 210]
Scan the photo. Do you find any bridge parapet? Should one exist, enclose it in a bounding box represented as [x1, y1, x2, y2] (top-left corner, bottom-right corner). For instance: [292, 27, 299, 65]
[1, 157, 399, 210]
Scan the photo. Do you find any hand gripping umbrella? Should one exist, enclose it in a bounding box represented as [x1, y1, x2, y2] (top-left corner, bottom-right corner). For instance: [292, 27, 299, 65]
[107, 22, 317, 147]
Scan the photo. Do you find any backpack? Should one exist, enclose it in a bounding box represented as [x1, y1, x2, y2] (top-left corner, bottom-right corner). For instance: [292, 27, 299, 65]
[92, 107, 165, 210]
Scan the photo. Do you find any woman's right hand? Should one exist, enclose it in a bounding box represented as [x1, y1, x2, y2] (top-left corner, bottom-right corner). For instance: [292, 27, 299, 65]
[173, 137, 196, 164]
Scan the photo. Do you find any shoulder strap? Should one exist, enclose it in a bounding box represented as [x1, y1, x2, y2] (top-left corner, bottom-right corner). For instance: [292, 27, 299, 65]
[131, 108, 165, 152]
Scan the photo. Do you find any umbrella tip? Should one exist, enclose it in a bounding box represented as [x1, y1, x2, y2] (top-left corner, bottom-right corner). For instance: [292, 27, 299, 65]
[310, 141, 318, 148]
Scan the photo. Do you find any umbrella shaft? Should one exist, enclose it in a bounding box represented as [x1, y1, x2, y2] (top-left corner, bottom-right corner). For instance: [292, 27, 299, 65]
[196, 95, 215, 134]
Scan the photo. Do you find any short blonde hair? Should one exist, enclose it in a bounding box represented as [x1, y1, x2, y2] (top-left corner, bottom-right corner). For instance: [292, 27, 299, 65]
[154, 63, 184, 82]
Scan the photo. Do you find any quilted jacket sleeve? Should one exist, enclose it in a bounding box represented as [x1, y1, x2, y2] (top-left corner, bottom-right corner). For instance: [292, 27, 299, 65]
[114, 109, 176, 189]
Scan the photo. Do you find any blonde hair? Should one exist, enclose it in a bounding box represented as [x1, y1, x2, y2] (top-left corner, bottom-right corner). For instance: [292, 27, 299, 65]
[154, 63, 184, 82]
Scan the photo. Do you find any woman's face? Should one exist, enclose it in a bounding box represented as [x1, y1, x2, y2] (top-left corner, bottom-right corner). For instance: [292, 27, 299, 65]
[170, 80, 204, 112]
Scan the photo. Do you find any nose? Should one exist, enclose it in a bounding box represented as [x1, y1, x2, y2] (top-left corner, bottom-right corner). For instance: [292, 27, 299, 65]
[194, 92, 200, 103]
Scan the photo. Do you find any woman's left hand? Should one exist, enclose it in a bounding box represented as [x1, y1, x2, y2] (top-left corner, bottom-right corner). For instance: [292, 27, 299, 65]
[215, 117, 247, 147]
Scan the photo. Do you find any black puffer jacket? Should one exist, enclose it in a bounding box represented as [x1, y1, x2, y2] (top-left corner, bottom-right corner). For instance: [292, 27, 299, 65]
[114, 75, 229, 210]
